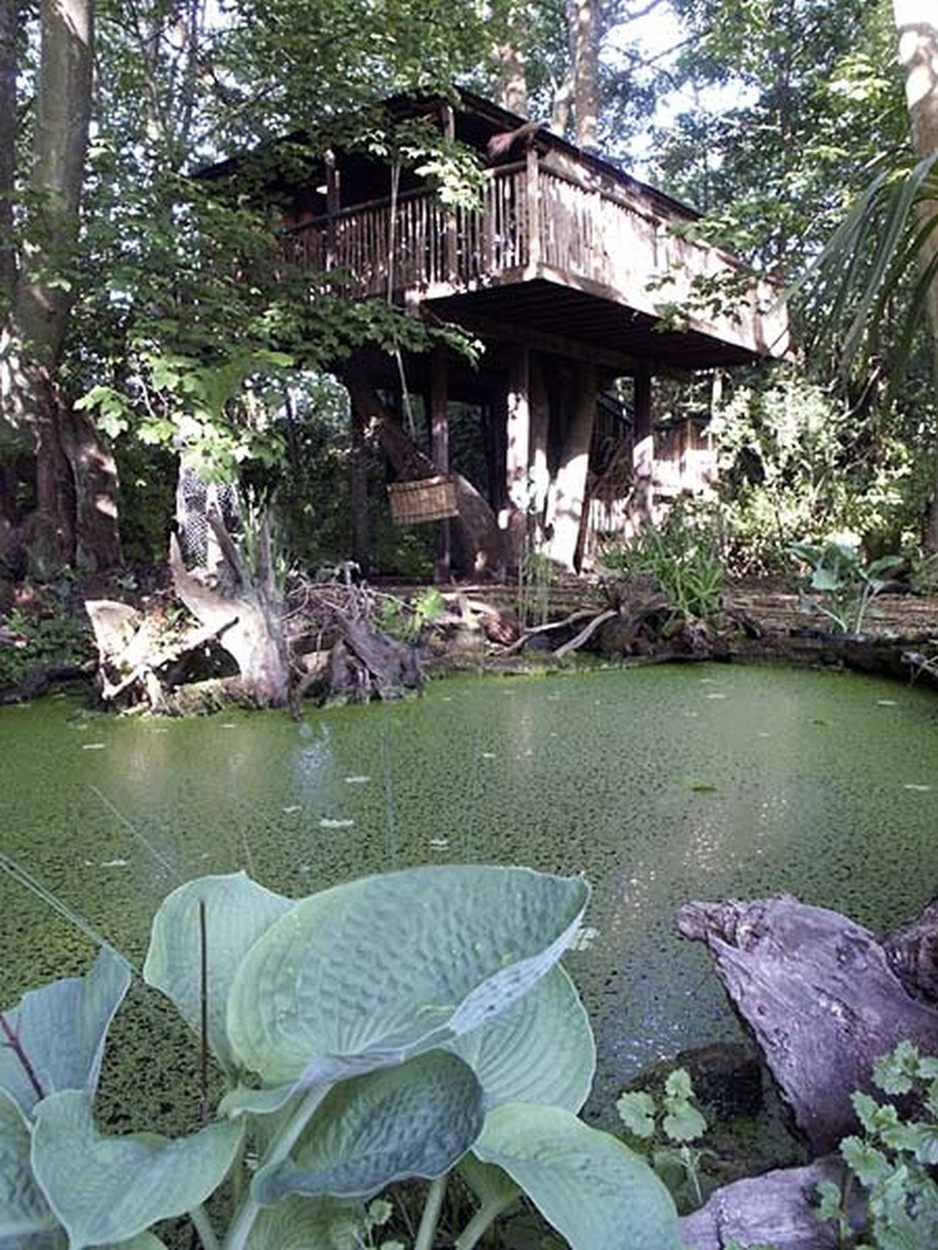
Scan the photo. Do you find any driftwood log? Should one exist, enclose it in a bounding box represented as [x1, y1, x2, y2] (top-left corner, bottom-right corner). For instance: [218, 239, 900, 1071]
[675, 892, 938, 1249]
[677, 894, 938, 1154]
[681, 1155, 856, 1250]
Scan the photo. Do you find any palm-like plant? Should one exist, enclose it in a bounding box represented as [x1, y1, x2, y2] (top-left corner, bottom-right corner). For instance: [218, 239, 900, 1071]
[794, 150, 938, 402]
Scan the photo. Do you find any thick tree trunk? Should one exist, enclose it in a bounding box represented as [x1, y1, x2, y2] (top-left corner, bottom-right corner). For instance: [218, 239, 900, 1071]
[893, 3, 938, 545]
[490, 0, 528, 117]
[566, 0, 600, 149]
[344, 373, 504, 574]
[15, 0, 93, 363]
[169, 518, 291, 708]
[3, 0, 121, 572]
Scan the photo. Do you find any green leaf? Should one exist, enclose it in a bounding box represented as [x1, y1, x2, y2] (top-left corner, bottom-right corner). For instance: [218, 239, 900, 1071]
[841, 1136, 892, 1188]
[447, 966, 594, 1114]
[143, 872, 293, 1075]
[0, 947, 131, 1114]
[472, 1103, 682, 1250]
[662, 1102, 707, 1144]
[227, 866, 589, 1086]
[615, 1091, 657, 1139]
[0, 1088, 58, 1242]
[30, 1090, 243, 1249]
[252, 1050, 484, 1204]
[244, 1195, 367, 1250]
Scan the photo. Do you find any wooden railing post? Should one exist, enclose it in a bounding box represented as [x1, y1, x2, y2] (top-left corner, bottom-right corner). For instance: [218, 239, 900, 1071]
[525, 147, 541, 274]
[324, 149, 338, 271]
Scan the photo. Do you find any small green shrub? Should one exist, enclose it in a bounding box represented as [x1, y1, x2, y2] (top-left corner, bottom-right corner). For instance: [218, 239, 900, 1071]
[517, 546, 558, 629]
[376, 587, 447, 642]
[600, 501, 725, 622]
[789, 534, 903, 636]
[0, 595, 93, 690]
[617, 1067, 711, 1212]
[816, 1041, 938, 1249]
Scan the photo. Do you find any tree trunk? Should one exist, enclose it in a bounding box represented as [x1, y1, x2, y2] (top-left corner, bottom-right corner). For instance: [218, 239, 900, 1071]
[490, 0, 528, 116]
[893, 2, 938, 544]
[169, 519, 291, 709]
[14, 0, 94, 364]
[566, 0, 600, 149]
[3, 0, 122, 572]
[344, 373, 504, 574]
[0, 0, 16, 302]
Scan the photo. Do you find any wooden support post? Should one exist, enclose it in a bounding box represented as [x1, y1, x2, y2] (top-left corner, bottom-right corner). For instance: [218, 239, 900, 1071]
[632, 365, 654, 527]
[504, 345, 531, 566]
[350, 400, 369, 574]
[530, 354, 551, 533]
[430, 347, 451, 583]
[441, 104, 458, 284]
[547, 363, 599, 572]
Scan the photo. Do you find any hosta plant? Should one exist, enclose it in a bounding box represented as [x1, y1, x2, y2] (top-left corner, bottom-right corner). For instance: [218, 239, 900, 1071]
[0, 863, 681, 1250]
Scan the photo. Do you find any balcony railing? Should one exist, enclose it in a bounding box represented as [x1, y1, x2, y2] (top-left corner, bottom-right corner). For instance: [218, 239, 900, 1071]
[283, 155, 786, 355]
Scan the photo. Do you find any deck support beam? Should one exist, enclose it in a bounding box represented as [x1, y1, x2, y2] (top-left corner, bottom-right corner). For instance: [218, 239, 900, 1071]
[632, 364, 654, 527]
[547, 362, 599, 571]
[430, 346, 451, 583]
[503, 345, 531, 566]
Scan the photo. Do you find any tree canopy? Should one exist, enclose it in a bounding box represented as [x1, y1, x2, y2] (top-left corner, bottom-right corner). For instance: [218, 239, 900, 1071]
[0, 0, 936, 579]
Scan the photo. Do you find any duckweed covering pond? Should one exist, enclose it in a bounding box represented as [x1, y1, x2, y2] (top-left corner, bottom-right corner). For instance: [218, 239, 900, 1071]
[2, 662, 938, 1123]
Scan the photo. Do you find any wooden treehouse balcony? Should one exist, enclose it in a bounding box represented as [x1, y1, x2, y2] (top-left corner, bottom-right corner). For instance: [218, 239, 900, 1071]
[283, 153, 788, 371]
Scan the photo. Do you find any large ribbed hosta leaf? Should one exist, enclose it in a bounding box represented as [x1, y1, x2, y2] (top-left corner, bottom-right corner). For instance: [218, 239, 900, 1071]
[0, 1087, 57, 1243]
[253, 1049, 484, 1205]
[30, 1090, 242, 1250]
[226, 865, 589, 1086]
[244, 1195, 366, 1250]
[143, 872, 292, 1074]
[472, 1103, 682, 1250]
[0, 947, 130, 1114]
[448, 965, 594, 1113]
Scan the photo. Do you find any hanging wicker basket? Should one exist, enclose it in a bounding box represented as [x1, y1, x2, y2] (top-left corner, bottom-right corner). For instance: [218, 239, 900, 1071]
[387, 475, 459, 524]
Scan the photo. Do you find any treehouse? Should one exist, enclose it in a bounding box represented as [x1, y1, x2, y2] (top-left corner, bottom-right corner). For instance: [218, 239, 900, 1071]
[209, 89, 789, 577]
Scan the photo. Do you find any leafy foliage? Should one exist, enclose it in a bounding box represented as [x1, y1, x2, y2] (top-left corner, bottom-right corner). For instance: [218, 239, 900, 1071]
[599, 499, 725, 621]
[711, 369, 922, 575]
[789, 534, 903, 635]
[0, 584, 94, 690]
[816, 1041, 938, 1249]
[0, 865, 682, 1250]
[617, 1067, 712, 1212]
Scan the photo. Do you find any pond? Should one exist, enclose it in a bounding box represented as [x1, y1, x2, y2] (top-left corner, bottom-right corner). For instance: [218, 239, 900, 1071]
[3, 661, 938, 1125]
